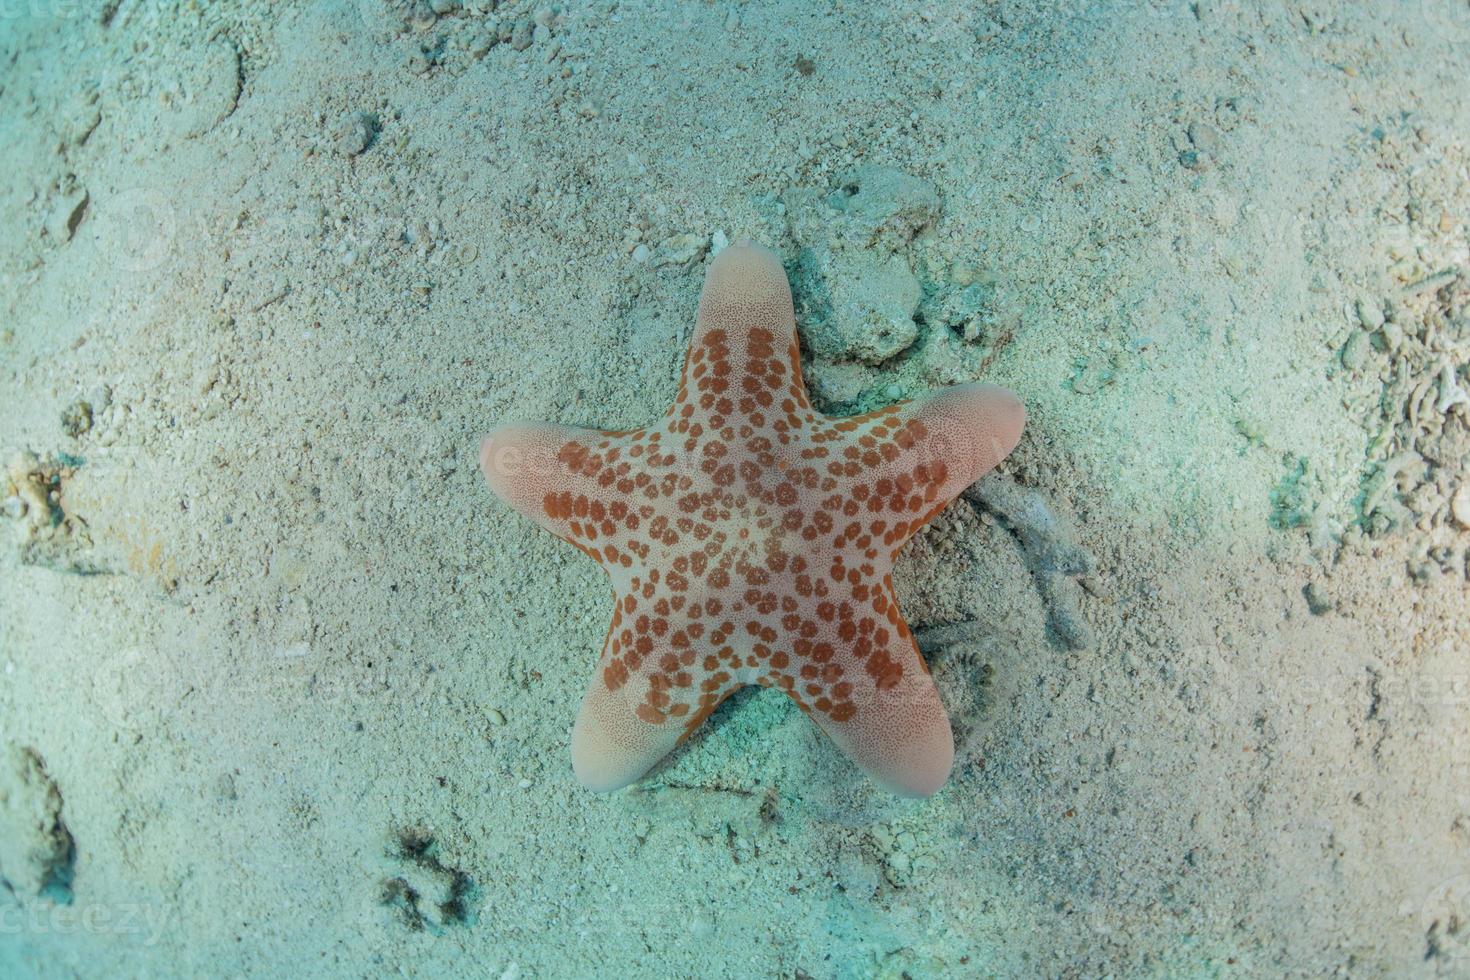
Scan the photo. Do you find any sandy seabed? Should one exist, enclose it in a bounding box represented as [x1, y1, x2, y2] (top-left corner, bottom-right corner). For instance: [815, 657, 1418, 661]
[2, 1, 1469, 976]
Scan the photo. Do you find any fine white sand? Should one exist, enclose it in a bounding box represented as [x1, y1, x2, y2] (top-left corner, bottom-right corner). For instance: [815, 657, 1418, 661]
[2, 1, 1468, 975]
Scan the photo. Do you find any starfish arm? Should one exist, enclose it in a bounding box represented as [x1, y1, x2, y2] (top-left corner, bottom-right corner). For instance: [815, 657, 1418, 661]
[890, 381, 1024, 498]
[570, 618, 739, 792]
[675, 242, 809, 426]
[783, 593, 954, 797]
[479, 421, 628, 544]
[830, 382, 1024, 553]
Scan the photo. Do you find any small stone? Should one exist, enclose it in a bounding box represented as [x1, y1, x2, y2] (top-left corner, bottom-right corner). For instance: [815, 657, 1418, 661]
[1452, 484, 1470, 530]
[1356, 296, 1385, 330]
[64, 106, 102, 149]
[487, 708, 507, 726]
[631, 243, 650, 264]
[653, 233, 708, 269]
[61, 400, 92, 438]
[469, 32, 497, 58]
[406, 1, 437, 30]
[1377, 318, 1403, 352]
[182, 39, 241, 138]
[510, 17, 535, 50]
[1437, 364, 1470, 415]
[919, 281, 993, 342]
[1340, 330, 1369, 371]
[1187, 121, 1222, 157]
[793, 244, 921, 364]
[828, 166, 941, 247]
[429, 0, 459, 13]
[332, 111, 378, 157]
[1235, 415, 1265, 445]
[1302, 581, 1334, 615]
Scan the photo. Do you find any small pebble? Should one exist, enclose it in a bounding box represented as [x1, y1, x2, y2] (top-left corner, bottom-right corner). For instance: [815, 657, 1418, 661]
[1377, 318, 1403, 352]
[488, 708, 506, 726]
[1188, 121, 1222, 157]
[510, 17, 535, 51]
[61, 400, 93, 438]
[332, 111, 378, 156]
[653, 232, 707, 268]
[1356, 296, 1385, 330]
[631, 243, 650, 264]
[1303, 581, 1334, 616]
[1451, 484, 1470, 530]
[469, 33, 497, 58]
[1340, 330, 1369, 371]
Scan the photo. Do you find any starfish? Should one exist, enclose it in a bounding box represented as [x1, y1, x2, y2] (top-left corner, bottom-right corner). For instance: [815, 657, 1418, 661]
[480, 242, 1024, 796]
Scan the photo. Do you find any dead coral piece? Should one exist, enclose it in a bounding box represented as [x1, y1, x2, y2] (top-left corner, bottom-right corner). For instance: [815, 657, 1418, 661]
[652, 232, 708, 270]
[791, 242, 920, 364]
[0, 745, 76, 904]
[785, 166, 1014, 409]
[963, 473, 1096, 650]
[3, 451, 108, 575]
[828, 164, 942, 250]
[1346, 270, 1469, 560]
[60, 400, 93, 438]
[784, 174, 931, 366]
